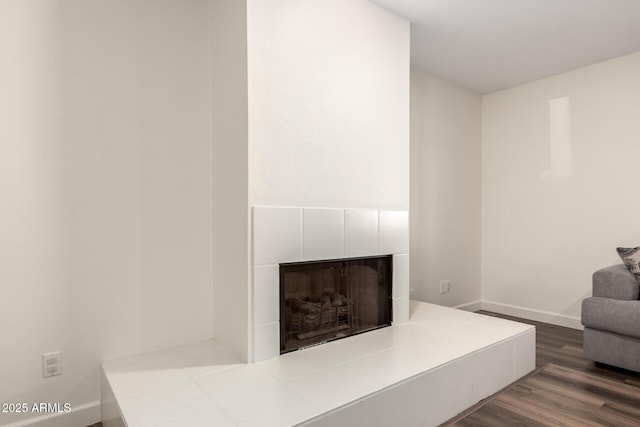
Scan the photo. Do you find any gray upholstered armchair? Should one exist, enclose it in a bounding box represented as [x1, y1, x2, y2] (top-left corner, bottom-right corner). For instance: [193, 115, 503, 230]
[581, 264, 640, 372]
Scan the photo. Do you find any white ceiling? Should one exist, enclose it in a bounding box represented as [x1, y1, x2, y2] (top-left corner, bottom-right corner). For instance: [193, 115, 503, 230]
[369, 0, 640, 93]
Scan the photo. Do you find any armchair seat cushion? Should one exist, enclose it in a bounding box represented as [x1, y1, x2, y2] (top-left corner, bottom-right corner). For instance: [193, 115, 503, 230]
[582, 297, 640, 339]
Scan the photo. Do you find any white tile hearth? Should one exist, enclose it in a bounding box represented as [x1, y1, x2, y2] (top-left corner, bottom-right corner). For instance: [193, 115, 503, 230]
[219, 383, 318, 427]
[285, 368, 377, 415]
[194, 364, 282, 404]
[154, 406, 236, 427]
[392, 297, 410, 324]
[323, 402, 361, 427]
[338, 350, 424, 388]
[117, 380, 215, 426]
[102, 301, 536, 427]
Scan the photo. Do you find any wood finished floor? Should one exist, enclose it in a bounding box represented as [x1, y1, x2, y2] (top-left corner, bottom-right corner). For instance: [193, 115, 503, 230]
[443, 311, 640, 427]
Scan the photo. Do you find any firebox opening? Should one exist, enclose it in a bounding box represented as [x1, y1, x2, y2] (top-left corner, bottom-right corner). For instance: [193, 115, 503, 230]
[280, 255, 392, 354]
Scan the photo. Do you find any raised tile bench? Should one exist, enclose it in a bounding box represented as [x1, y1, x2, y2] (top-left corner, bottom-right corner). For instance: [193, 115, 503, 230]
[101, 301, 535, 427]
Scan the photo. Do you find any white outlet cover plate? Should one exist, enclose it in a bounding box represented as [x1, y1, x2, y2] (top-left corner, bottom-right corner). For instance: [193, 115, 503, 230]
[42, 352, 61, 378]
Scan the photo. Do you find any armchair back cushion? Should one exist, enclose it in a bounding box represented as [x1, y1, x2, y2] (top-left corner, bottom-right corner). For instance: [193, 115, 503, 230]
[592, 264, 639, 300]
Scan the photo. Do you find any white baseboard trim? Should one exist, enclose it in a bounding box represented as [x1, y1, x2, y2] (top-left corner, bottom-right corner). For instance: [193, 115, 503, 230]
[453, 300, 483, 312]
[2, 400, 100, 427]
[481, 300, 583, 330]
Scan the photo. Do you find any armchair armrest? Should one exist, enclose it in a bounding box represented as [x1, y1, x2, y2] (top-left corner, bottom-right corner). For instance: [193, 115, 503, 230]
[592, 264, 639, 300]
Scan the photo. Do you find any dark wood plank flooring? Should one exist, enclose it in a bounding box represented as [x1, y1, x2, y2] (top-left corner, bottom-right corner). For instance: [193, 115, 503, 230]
[443, 311, 640, 426]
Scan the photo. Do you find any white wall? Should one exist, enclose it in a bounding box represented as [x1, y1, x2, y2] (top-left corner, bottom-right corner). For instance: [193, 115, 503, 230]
[482, 52, 640, 325]
[247, 0, 410, 210]
[210, 0, 250, 362]
[0, 1, 213, 425]
[410, 68, 482, 307]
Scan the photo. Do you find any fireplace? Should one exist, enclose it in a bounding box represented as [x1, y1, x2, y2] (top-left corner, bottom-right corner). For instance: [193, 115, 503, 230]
[251, 206, 408, 362]
[280, 255, 392, 354]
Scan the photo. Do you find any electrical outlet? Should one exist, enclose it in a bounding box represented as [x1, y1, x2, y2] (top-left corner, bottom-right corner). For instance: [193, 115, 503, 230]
[42, 352, 62, 378]
[440, 280, 451, 294]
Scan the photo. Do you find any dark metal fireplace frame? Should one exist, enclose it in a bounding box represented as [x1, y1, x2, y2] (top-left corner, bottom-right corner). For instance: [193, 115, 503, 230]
[279, 255, 393, 354]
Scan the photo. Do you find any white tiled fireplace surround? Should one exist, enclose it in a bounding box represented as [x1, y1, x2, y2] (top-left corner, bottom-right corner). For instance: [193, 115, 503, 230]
[101, 206, 536, 427]
[252, 206, 411, 362]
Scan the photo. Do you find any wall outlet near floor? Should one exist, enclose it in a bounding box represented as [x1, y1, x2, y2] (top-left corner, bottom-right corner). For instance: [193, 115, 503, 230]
[42, 351, 62, 378]
[440, 280, 451, 294]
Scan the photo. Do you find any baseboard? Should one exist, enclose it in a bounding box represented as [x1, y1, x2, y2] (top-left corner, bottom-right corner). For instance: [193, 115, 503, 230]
[453, 300, 483, 312]
[2, 400, 100, 427]
[481, 300, 583, 330]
